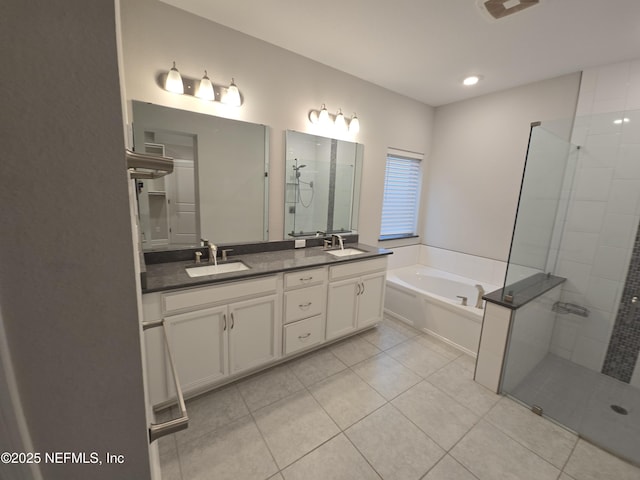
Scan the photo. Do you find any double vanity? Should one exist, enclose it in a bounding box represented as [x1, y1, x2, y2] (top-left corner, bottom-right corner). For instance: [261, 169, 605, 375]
[141, 242, 390, 409]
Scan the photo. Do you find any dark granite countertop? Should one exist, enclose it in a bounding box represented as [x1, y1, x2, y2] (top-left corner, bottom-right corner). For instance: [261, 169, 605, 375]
[142, 243, 391, 293]
[483, 272, 565, 310]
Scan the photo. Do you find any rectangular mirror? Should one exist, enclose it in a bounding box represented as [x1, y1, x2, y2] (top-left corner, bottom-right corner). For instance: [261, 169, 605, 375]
[132, 101, 269, 250]
[285, 131, 363, 237]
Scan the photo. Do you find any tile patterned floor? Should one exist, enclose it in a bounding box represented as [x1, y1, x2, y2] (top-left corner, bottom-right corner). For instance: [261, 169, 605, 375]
[158, 317, 640, 480]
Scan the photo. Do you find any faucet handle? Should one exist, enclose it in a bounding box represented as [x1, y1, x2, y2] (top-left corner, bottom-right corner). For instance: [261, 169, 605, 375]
[456, 295, 468, 306]
[221, 249, 233, 261]
[200, 238, 209, 246]
[194, 251, 202, 264]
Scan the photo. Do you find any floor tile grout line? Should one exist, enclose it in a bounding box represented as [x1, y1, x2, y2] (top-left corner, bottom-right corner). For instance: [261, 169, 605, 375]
[388, 384, 479, 455]
[235, 382, 282, 477]
[558, 436, 580, 477]
[481, 397, 579, 473]
[237, 363, 307, 414]
[273, 360, 389, 475]
[418, 453, 481, 480]
[466, 407, 567, 475]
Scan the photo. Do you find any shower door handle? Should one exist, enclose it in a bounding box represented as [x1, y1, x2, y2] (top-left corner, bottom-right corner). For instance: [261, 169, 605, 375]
[631, 296, 639, 314]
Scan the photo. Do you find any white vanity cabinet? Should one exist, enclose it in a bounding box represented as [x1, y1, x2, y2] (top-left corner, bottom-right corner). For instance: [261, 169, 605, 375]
[141, 253, 389, 408]
[282, 267, 328, 355]
[142, 275, 281, 406]
[326, 257, 387, 340]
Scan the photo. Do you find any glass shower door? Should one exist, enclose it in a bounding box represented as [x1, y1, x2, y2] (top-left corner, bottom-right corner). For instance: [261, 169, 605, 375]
[501, 111, 640, 466]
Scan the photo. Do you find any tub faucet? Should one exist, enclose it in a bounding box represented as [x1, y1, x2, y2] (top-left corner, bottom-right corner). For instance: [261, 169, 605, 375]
[331, 234, 344, 250]
[475, 284, 485, 309]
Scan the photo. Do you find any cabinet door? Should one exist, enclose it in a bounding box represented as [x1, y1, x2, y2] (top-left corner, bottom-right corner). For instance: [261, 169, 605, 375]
[357, 272, 386, 328]
[326, 278, 359, 340]
[357, 273, 385, 328]
[164, 306, 228, 397]
[228, 294, 279, 374]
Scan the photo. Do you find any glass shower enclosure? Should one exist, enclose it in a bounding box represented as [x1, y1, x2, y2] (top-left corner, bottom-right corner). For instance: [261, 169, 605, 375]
[501, 112, 640, 466]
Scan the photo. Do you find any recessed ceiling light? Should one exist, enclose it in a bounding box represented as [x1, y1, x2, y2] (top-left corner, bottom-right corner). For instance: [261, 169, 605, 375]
[463, 75, 481, 86]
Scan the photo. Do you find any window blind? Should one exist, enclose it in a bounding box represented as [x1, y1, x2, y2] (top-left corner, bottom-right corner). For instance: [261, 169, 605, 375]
[380, 154, 421, 238]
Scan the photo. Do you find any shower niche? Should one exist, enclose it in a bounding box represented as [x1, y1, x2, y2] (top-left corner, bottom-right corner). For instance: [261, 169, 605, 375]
[284, 130, 363, 237]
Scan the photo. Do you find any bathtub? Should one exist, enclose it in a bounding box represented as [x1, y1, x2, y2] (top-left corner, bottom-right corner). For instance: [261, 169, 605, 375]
[384, 265, 500, 356]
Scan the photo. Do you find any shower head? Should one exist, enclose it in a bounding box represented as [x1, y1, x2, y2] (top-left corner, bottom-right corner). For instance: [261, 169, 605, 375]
[293, 164, 307, 170]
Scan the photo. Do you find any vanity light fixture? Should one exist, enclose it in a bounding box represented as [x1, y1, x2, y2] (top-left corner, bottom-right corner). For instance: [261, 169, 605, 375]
[224, 78, 241, 107]
[308, 105, 360, 135]
[165, 61, 184, 94]
[161, 65, 243, 106]
[196, 70, 214, 100]
[613, 117, 630, 125]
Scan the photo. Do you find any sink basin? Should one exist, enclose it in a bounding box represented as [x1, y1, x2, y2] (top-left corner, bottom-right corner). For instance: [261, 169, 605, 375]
[326, 248, 366, 257]
[185, 261, 250, 278]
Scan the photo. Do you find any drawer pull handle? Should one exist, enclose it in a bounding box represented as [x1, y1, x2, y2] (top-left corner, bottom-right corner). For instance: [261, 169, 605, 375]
[361, 282, 365, 295]
[298, 332, 312, 340]
[300, 276, 313, 282]
[298, 302, 312, 309]
[230, 313, 235, 329]
[356, 283, 361, 296]
[223, 314, 227, 331]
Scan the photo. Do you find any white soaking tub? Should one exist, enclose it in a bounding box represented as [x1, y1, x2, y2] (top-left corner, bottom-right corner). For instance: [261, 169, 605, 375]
[384, 265, 500, 356]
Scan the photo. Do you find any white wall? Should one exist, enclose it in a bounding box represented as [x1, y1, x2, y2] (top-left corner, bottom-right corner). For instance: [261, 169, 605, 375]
[423, 73, 581, 261]
[1, 1, 151, 479]
[550, 59, 640, 373]
[119, 0, 434, 245]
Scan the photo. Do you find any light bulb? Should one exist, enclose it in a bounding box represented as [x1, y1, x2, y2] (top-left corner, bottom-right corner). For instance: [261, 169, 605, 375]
[463, 75, 480, 86]
[318, 104, 330, 126]
[335, 109, 347, 132]
[165, 61, 184, 94]
[348, 113, 360, 134]
[224, 78, 241, 106]
[196, 70, 214, 101]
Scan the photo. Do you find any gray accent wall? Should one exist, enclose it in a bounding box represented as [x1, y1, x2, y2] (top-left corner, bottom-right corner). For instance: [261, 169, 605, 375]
[602, 220, 640, 382]
[1, 1, 151, 479]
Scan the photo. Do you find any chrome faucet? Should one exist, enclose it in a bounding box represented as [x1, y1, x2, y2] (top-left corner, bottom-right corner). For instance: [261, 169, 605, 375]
[208, 243, 218, 264]
[331, 234, 344, 250]
[474, 284, 485, 309]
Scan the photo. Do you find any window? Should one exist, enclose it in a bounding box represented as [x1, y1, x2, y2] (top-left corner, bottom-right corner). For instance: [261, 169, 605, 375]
[379, 150, 422, 240]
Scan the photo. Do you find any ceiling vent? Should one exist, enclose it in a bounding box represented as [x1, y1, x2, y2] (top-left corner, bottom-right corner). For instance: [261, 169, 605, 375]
[481, 0, 539, 20]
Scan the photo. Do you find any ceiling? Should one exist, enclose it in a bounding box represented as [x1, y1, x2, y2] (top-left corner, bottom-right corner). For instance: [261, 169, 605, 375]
[161, 0, 640, 106]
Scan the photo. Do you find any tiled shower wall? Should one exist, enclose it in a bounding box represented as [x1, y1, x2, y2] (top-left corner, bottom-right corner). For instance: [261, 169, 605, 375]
[548, 59, 640, 386]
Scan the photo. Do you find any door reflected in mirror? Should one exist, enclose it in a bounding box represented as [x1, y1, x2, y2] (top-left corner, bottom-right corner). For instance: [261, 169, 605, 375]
[285, 131, 363, 238]
[132, 101, 269, 250]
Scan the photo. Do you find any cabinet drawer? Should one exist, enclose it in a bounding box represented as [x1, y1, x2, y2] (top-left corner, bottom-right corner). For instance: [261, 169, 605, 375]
[284, 285, 325, 324]
[284, 267, 327, 289]
[329, 257, 388, 281]
[283, 315, 324, 355]
[162, 276, 278, 314]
